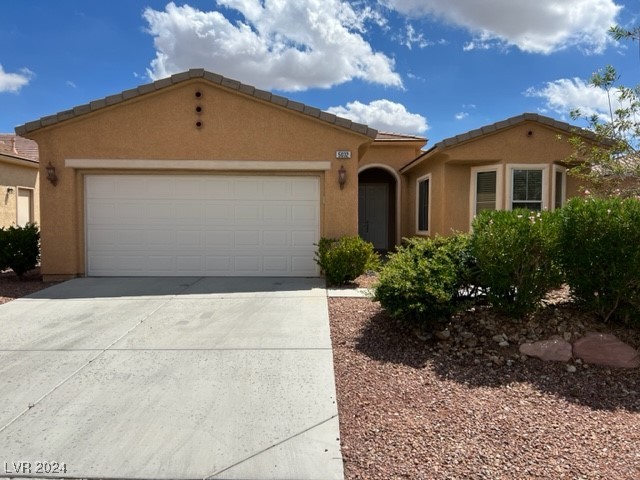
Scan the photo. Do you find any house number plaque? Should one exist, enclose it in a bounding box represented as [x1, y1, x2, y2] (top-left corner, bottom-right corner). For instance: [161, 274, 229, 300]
[336, 150, 352, 159]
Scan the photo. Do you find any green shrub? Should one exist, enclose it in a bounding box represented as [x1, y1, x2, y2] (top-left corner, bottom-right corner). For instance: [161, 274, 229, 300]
[315, 236, 379, 286]
[558, 197, 640, 323]
[374, 234, 475, 326]
[0, 223, 40, 278]
[470, 209, 561, 317]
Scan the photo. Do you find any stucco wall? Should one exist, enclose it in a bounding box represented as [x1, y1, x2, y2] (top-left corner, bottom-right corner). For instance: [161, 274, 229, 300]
[0, 157, 39, 228]
[26, 79, 372, 278]
[404, 122, 583, 237]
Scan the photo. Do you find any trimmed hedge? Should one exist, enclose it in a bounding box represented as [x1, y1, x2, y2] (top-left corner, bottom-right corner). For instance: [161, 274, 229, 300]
[558, 197, 640, 323]
[315, 236, 379, 286]
[374, 234, 475, 326]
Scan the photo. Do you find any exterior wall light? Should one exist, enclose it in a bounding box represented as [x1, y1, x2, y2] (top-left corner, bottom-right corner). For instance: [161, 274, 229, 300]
[46, 162, 58, 186]
[6, 187, 14, 194]
[338, 165, 347, 189]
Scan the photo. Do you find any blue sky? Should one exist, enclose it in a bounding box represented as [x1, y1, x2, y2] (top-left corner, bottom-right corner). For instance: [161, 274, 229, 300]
[1, 0, 638, 143]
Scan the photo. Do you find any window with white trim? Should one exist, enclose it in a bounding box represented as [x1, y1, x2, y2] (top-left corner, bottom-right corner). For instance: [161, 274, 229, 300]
[553, 165, 567, 210]
[475, 170, 497, 213]
[416, 174, 430, 233]
[508, 165, 548, 211]
[470, 165, 502, 225]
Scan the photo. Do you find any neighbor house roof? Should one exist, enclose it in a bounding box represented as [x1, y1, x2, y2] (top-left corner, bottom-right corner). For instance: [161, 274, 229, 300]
[375, 132, 427, 143]
[400, 112, 595, 173]
[0, 134, 39, 162]
[15, 69, 378, 139]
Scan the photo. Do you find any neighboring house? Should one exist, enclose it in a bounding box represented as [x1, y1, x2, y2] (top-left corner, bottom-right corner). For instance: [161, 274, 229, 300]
[15, 69, 591, 280]
[0, 135, 40, 228]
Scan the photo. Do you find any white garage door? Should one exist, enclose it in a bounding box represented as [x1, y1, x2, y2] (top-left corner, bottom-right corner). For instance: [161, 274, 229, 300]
[85, 175, 320, 276]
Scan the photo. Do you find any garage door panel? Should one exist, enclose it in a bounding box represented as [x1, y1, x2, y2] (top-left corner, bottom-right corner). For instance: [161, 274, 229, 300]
[292, 179, 319, 199]
[263, 231, 288, 247]
[263, 256, 289, 273]
[234, 231, 260, 247]
[263, 205, 289, 222]
[205, 256, 232, 272]
[292, 205, 318, 222]
[205, 231, 233, 247]
[292, 256, 316, 273]
[235, 256, 261, 273]
[234, 205, 261, 221]
[204, 204, 233, 221]
[86, 175, 320, 276]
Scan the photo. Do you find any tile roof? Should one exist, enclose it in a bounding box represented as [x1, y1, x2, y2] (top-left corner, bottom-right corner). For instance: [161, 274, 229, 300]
[375, 131, 427, 142]
[0, 134, 39, 162]
[433, 112, 595, 150]
[400, 112, 596, 173]
[15, 69, 378, 139]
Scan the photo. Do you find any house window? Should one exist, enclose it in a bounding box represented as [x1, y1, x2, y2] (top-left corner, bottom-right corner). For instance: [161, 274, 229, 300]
[416, 174, 430, 233]
[553, 165, 566, 210]
[475, 171, 497, 214]
[470, 165, 502, 225]
[510, 168, 545, 211]
[512, 169, 543, 210]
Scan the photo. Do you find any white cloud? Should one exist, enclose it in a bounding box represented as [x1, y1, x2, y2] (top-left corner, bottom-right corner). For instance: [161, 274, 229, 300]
[402, 24, 431, 49]
[327, 99, 428, 134]
[454, 112, 468, 120]
[382, 0, 621, 54]
[66, 80, 77, 89]
[0, 65, 33, 93]
[525, 77, 620, 121]
[143, 1, 402, 91]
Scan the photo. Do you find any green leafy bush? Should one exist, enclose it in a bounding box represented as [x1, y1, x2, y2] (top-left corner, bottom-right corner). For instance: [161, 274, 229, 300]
[470, 209, 561, 317]
[558, 197, 640, 323]
[374, 234, 475, 326]
[0, 223, 40, 278]
[315, 236, 379, 286]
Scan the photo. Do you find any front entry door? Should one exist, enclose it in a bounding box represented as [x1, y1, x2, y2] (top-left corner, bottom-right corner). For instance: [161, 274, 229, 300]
[358, 183, 388, 250]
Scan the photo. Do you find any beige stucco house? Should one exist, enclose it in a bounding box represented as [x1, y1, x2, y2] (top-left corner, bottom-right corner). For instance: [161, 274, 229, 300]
[0, 135, 40, 228]
[15, 69, 589, 280]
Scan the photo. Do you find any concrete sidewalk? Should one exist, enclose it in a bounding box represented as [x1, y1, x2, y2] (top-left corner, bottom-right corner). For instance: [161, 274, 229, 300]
[0, 277, 343, 479]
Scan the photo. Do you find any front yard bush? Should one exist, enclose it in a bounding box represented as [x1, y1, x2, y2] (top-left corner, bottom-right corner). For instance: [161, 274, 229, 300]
[557, 197, 640, 323]
[374, 234, 475, 326]
[470, 209, 561, 317]
[0, 223, 40, 278]
[315, 236, 379, 286]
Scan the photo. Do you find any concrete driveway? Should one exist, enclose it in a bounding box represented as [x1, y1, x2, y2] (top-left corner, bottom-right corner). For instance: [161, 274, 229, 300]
[0, 277, 343, 480]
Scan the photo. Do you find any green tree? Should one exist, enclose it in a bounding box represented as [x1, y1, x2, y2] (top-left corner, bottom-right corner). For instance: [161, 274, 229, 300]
[568, 27, 640, 198]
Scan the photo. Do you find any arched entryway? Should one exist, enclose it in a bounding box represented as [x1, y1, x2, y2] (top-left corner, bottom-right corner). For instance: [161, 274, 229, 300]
[358, 165, 399, 252]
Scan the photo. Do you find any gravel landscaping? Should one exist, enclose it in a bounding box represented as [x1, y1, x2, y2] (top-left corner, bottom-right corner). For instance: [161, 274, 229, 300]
[0, 268, 58, 304]
[3, 270, 639, 478]
[329, 287, 640, 479]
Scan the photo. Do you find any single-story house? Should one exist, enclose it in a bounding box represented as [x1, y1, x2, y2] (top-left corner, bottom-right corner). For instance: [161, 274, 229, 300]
[15, 69, 591, 280]
[0, 135, 40, 228]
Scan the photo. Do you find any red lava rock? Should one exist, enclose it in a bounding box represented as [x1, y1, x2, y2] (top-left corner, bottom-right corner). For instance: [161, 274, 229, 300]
[573, 332, 640, 369]
[519, 337, 573, 362]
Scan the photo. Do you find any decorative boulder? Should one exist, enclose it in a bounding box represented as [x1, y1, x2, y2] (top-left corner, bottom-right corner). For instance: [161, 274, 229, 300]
[519, 337, 573, 362]
[573, 332, 640, 369]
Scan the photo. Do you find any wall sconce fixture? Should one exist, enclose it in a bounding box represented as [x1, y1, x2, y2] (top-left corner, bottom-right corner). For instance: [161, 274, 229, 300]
[338, 165, 346, 189]
[6, 187, 14, 194]
[46, 162, 58, 186]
